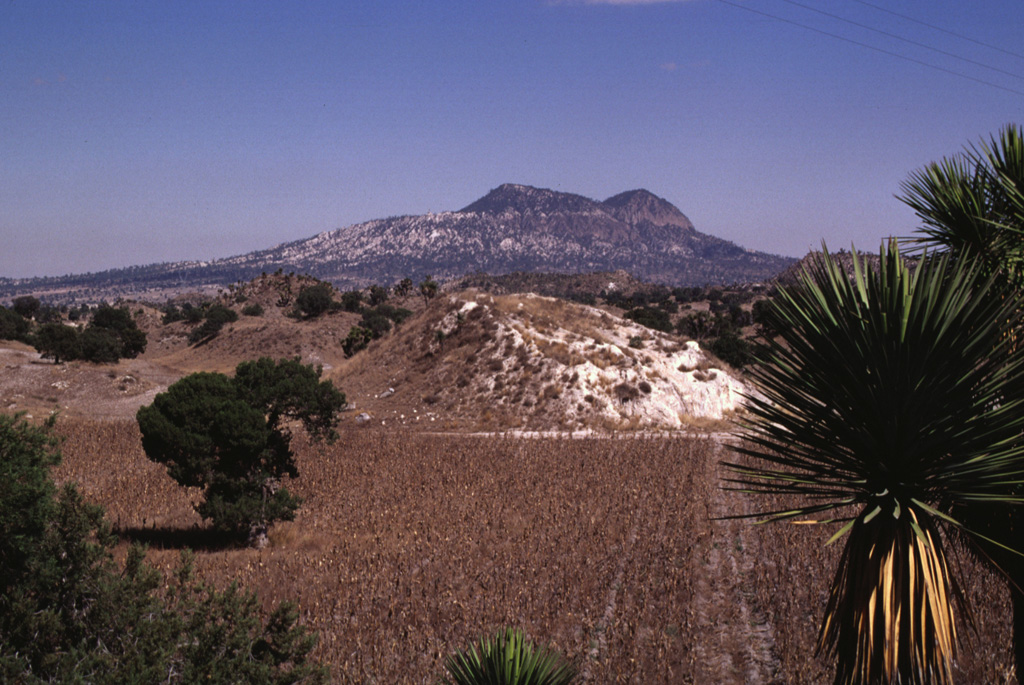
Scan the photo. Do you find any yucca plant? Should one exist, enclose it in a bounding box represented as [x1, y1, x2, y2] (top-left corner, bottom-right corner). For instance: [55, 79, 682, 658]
[441, 627, 578, 685]
[900, 123, 1024, 283]
[727, 242, 1024, 684]
[900, 123, 1024, 675]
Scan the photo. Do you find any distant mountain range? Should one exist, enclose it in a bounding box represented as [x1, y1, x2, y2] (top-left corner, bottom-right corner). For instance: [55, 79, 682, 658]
[1, 184, 796, 303]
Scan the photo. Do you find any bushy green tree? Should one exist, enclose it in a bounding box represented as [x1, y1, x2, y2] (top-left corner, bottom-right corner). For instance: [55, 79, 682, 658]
[87, 304, 147, 359]
[295, 283, 334, 319]
[0, 414, 328, 683]
[0, 306, 30, 342]
[12, 295, 40, 320]
[623, 306, 673, 333]
[394, 277, 414, 299]
[342, 326, 372, 357]
[137, 357, 345, 547]
[188, 304, 238, 345]
[33, 323, 81, 363]
[419, 275, 439, 305]
[368, 284, 389, 306]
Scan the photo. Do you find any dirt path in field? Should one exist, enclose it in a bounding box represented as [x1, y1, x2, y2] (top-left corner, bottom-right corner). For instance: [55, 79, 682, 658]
[690, 439, 779, 684]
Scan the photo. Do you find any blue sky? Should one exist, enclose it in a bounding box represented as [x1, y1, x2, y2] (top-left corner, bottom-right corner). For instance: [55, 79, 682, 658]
[2, 0, 1022, 278]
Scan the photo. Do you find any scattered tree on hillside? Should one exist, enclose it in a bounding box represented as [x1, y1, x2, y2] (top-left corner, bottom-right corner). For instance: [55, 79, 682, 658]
[88, 304, 147, 358]
[295, 283, 334, 319]
[0, 306, 30, 342]
[342, 326, 372, 357]
[393, 277, 414, 299]
[188, 304, 238, 345]
[33, 323, 81, 364]
[623, 306, 673, 334]
[136, 357, 345, 547]
[340, 290, 363, 313]
[12, 295, 40, 320]
[0, 413, 328, 683]
[368, 284, 389, 306]
[419, 275, 439, 306]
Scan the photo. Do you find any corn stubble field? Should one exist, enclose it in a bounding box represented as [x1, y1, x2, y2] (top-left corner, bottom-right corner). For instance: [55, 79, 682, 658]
[55, 419, 1016, 683]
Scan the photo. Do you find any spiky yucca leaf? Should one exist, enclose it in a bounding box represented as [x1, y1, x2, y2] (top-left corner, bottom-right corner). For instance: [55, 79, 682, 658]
[727, 242, 1024, 685]
[441, 627, 578, 685]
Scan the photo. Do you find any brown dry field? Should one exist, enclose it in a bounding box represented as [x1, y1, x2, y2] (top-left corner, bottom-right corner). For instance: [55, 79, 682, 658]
[50, 418, 1017, 684]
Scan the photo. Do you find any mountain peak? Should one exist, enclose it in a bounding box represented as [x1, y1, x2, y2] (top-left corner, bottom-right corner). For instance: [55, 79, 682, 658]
[602, 189, 694, 231]
[459, 184, 601, 215]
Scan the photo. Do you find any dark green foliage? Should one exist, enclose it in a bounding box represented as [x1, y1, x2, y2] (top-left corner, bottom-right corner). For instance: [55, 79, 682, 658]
[0, 414, 328, 683]
[419, 275, 439, 305]
[78, 327, 122, 363]
[751, 298, 777, 339]
[708, 330, 753, 368]
[359, 309, 392, 339]
[342, 326, 372, 357]
[242, 302, 264, 317]
[340, 289, 364, 313]
[0, 306, 30, 342]
[623, 306, 673, 333]
[33, 323, 81, 363]
[368, 284, 389, 306]
[296, 283, 334, 319]
[394, 277, 414, 299]
[87, 304, 147, 359]
[728, 244, 1024, 684]
[188, 304, 238, 345]
[675, 311, 718, 341]
[12, 295, 40, 320]
[441, 627, 578, 685]
[136, 358, 345, 545]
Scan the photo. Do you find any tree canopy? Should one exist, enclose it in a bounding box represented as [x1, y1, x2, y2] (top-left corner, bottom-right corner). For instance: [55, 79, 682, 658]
[137, 357, 345, 547]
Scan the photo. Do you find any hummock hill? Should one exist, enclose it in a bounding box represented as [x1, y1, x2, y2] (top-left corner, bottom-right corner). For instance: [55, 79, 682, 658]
[0, 184, 795, 304]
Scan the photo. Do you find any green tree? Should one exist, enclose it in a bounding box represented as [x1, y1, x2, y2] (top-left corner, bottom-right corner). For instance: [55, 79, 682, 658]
[12, 295, 40, 320]
[368, 284, 389, 306]
[188, 304, 238, 345]
[0, 306, 30, 342]
[341, 326, 372, 357]
[295, 283, 334, 319]
[728, 244, 1024, 684]
[623, 306, 673, 333]
[33, 323, 80, 364]
[419, 275, 439, 306]
[86, 304, 147, 359]
[394, 277, 414, 299]
[0, 414, 328, 683]
[137, 358, 345, 547]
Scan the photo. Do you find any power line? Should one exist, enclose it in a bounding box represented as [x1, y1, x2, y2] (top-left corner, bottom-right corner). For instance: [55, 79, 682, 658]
[850, 0, 1024, 62]
[714, 0, 1024, 97]
[778, 0, 1024, 82]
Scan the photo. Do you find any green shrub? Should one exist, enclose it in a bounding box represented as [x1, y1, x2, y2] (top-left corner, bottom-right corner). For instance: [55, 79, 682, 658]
[441, 627, 577, 685]
[242, 303, 264, 317]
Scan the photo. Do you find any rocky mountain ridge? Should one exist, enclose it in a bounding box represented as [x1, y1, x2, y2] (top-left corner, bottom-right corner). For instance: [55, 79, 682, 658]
[1, 184, 795, 303]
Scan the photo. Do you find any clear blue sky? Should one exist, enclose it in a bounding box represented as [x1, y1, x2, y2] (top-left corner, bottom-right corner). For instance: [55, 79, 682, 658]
[2, 0, 1022, 278]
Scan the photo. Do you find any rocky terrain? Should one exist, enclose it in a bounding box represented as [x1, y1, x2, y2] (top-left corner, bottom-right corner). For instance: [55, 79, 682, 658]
[0, 185, 795, 304]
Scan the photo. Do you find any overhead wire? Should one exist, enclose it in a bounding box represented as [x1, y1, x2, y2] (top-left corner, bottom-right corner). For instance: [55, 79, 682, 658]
[713, 0, 1024, 97]
[849, 0, 1024, 62]
[777, 0, 1024, 82]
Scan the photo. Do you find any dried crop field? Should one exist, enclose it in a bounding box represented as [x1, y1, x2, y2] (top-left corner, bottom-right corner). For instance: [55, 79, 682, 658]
[54, 419, 1016, 683]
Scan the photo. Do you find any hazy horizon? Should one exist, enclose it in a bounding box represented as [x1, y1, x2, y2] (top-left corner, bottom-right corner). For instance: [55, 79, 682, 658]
[3, 1, 1022, 278]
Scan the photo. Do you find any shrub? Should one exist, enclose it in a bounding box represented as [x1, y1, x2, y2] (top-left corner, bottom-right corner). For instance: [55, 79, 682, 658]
[296, 283, 334, 318]
[242, 303, 264, 317]
[0, 414, 328, 683]
[624, 306, 673, 333]
[441, 627, 577, 685]
[342, 326, 372, 357]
